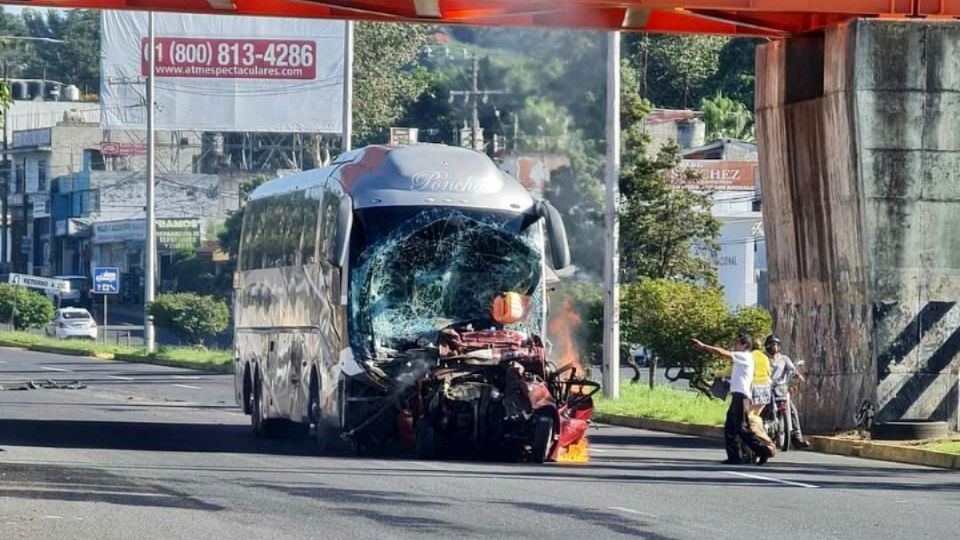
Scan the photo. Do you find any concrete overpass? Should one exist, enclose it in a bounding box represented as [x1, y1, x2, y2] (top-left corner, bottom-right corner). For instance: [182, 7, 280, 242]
[5, 0, 960, 432]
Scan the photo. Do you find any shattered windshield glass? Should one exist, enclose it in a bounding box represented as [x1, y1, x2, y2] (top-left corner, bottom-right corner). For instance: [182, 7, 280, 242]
[349, 206, 544, 359]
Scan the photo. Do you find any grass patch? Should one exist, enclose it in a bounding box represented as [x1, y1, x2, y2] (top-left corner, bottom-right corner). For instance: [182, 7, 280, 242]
[593, 382, 727, 426]
[922, 440, 960, 455]
[0, 330, 231, 370]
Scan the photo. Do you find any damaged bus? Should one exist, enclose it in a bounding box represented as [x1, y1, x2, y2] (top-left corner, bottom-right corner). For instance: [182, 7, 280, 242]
[233, 144, 597, 462]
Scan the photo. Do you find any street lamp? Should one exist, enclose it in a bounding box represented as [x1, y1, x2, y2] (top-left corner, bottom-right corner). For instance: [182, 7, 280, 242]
[0, 36, 65, 44]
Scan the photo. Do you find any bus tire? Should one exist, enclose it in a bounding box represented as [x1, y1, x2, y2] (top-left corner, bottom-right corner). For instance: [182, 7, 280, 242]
[242, 364, 253, 415]
[252, 371, 280, 438]
[309, 371, 335, 454]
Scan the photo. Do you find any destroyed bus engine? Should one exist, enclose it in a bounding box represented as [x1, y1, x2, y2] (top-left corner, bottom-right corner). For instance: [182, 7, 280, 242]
[233, 144, 596, 461]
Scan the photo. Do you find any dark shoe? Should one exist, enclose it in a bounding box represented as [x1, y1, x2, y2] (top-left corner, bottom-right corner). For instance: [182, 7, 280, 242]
[756, 453, 769, 466]
[792, 437, 811, 448]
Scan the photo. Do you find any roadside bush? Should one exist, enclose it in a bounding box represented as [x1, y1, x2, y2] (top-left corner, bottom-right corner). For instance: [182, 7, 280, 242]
[621, 278, 772, 390]
[149, 293, 229, 345]
[0, 284, 56, 330]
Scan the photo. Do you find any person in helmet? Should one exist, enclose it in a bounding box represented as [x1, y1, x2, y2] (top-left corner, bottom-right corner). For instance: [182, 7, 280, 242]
[765, 334, 809, 447]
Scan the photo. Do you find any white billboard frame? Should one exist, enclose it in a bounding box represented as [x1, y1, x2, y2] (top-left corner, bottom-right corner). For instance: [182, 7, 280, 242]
[100, 10, 345, 134]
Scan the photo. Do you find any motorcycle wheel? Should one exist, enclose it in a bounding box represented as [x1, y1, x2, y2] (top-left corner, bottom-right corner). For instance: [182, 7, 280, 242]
[776, 410, 789, 452]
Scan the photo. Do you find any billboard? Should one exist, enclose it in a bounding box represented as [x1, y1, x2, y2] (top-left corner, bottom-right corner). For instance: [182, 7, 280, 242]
[669, 160, 758, 191]
[100, 11, 344, 133]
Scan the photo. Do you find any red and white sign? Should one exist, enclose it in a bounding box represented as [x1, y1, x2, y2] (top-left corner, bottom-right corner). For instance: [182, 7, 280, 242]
[140, 38, 317, 79]
[100, 11, 344, 133]
[670, 160, 757, 191]
[100, 142, 147, 156]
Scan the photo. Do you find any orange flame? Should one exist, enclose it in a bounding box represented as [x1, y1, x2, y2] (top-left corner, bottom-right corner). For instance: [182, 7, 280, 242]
[549, 298, 583, 374]
[548, 298, 592, 464]
[556, 437, 590, 464]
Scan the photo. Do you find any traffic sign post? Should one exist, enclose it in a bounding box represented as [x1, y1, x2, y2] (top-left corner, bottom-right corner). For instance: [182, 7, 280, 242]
[93, 267, 120, 343]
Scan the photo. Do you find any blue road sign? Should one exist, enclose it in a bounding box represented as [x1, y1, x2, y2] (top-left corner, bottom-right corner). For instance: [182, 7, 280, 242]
[93, 267, 120, 294]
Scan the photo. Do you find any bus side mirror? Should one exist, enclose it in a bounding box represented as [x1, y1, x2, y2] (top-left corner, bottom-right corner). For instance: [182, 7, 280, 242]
[334, 195, 353, 268]
[537, 200, 570, 270]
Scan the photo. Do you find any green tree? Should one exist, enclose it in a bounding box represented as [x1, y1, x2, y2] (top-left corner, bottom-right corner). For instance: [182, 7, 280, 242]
[0, 8, 38, 80]
[700, 91, 754, 141]
[0, 284, 55, 330]
[704, 38, 759, 112]
[618, 63, 721, 286]
[622, 279, 771, 390]
[22, 9, 100, 95]
[149, 293, 229, 346]
[353, 22, 429, 146]
[628, 34, 728, 109]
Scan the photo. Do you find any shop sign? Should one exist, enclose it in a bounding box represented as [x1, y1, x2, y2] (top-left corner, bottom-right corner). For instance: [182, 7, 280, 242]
[157, 218, 202, 251]
[93, 219, 146, 244]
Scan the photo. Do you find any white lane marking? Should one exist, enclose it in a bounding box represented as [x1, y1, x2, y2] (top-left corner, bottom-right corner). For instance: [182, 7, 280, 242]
[409, 461, 444, 470]
[608, 506, 657, 518]
[723, 470, 819, 489]
[41, 366, 69, 372]
[0, 359, 7, 363]
[589, 448, 608, 453]
[43, 515, 63, 520]
[108, 375, 135, 381]
[172, 375, 200, 380]
[172, 384, 202, 390]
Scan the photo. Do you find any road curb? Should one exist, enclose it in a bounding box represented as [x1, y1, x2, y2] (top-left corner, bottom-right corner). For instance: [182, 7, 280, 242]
[594, 411, 960, 470]
[594, 413, 723, 439]
[0, 339, 231, 374]
[111, 353, 232, 374]
[810, 436, 960, 470]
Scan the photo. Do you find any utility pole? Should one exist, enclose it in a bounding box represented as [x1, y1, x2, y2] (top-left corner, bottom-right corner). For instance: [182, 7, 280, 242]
[144, 12, 157, 352]
[602, 31, 621, 399]
[342, 20, 354, 152]
[1, 59, 8, 272]
[449, 56, 504, 152]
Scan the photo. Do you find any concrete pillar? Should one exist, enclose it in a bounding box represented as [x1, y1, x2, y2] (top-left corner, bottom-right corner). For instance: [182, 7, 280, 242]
[757, 19, 960, 432]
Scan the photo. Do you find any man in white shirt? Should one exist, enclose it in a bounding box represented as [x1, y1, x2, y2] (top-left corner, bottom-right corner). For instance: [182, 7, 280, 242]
[693, 334, 774, 465]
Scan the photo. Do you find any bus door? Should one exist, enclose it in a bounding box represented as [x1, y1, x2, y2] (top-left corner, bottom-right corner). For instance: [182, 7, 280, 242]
[287, 335, 307, 420]
[270, 333, 294, 417]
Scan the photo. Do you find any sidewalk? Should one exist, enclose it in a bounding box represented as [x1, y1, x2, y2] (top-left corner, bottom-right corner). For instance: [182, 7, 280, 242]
[594, 413, 960, 470]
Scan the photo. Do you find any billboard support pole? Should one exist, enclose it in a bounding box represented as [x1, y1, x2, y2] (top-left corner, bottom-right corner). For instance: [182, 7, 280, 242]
[602, 31, 621, 399]
[342, 20, 353, 152]
[103, 294, 108, 343]
[144, 11, 157, 352]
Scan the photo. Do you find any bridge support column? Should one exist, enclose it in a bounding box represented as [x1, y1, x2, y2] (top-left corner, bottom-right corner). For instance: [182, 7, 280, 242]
[757, 19, 960, 432]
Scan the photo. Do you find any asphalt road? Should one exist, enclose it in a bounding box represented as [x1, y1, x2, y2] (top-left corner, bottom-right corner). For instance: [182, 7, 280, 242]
[1, 348, 957, 540]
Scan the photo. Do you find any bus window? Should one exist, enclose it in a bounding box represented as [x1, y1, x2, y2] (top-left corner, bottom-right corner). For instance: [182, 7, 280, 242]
[301, 193, 320, 265]
[319, 190, 340, 263]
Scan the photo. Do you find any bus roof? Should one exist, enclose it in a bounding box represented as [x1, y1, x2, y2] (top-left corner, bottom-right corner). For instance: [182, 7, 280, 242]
[249, 144, 536, 214]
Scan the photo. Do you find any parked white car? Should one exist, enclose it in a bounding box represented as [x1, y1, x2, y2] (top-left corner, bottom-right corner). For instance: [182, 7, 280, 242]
[46, 308, 98, 340]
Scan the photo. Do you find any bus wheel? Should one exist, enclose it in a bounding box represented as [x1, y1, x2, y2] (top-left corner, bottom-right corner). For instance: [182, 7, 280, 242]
[309, 374, 334, 454]
[242, 365, 253, 415]
[252, 372, 280, 438]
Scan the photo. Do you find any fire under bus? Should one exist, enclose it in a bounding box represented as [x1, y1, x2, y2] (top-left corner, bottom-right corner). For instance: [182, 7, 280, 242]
[233, 144, 597, 462]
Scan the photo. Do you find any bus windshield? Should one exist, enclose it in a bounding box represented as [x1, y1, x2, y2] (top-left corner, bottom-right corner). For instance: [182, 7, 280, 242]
[349, 206, 543, 359]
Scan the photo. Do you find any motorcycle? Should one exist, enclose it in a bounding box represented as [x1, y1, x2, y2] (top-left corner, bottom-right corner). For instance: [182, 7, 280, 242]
[761, 360, 804, 452]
